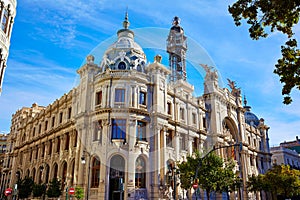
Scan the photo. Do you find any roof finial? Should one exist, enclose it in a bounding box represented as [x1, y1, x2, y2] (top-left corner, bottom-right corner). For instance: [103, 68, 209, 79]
[123, 7, 130, 29]
[244, 95, 248, 106]
[172, 16, 180, 26]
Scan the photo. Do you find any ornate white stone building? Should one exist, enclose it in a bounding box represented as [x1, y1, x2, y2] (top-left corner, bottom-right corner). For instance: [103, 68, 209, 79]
[1, 15, 272, 200]
[0, 0, 16, 93]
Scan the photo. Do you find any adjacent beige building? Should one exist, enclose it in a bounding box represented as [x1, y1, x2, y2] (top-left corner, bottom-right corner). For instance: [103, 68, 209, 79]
[1, 15, 272, 200]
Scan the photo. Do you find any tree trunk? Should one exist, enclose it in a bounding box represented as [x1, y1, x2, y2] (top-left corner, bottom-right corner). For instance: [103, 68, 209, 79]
[271, 192, 277, 200]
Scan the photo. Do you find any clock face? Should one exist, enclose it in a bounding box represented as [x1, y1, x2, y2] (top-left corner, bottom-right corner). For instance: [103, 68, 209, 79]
[118, 62, 126, 70]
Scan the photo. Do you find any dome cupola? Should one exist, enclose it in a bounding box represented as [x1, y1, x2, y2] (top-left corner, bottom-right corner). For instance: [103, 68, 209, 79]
[100, 12, 147, 72]
[243, 96, 260, 127]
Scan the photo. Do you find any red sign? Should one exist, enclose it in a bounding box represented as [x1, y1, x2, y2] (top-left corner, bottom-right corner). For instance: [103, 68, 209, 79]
[69, 187, 75, 195]
[192, 183, 198, 189]
[4, 188, 12, 196]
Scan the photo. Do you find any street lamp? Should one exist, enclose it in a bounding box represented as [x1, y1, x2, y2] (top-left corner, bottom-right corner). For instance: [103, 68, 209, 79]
[81, 151, 91, 200]
[39, 165, 47, 200]
[167, 165, 180, 200]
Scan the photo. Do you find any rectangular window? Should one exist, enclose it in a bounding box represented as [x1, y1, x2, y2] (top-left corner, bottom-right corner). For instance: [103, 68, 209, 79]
[1, 9, 8, 32]
[59, 112, 63, 123]
[68, 107, 72, 119]
[33, 127, 36, 137]
[180, 134, 186, 151]
[111, 119, 126, 140]
[166, 130, 173, 148]
[41, 144, 45, 158]
[44, 121, 48, 131]
[35, 146, 38, 159]
[38, 124, 41, 134]
[192, 113, 196, 124]
[137, 121, 146, 142]
[250, 155, 254, 166]
[261, 157, 264, 169]
[180, 108, 185, 120]
[167, 102, 172, 115]
[65, 133, 70, 150]
[48, 140, 52, 155]
[52, 116, 55, 127]
[193, 138, 199, 152]
[202, 117, 206, 129]
[56, 137, 60, 153]
[115, 89, 125, 102]
[30, 149, 33, 161]
[95, 91, 102, 105]
[139, 91, 146, 105]
[93, 120, 102, 142]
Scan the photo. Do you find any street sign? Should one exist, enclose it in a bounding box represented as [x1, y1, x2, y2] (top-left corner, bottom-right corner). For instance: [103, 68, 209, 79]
[4, 188, 12, 196]
[69, 187, 75, 195]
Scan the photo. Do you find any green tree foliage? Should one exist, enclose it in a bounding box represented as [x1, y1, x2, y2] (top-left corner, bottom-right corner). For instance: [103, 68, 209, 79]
[17, 176, 34, 199]
[178, 152, 241, 200]
[46, 178, 62, 198]
[229, 0, 300, 104]
[247, 165, 300, 199]
[74, 186, 84, 200]
[32, 183, 46, 198]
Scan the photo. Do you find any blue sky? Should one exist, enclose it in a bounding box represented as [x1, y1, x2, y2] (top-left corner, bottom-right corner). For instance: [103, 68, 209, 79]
[0, 0, 299, 146]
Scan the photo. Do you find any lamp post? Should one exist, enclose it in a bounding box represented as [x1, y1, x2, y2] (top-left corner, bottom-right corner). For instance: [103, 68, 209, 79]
[167, 165, 180, 200]
[14, 171, 20, 200]
[81, 151, 91, 200]
[39, 165, 47, 200]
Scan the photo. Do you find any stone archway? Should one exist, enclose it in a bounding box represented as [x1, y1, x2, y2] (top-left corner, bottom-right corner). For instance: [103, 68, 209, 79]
[222, 117, 239, 160]
[109, 155, 125, 200]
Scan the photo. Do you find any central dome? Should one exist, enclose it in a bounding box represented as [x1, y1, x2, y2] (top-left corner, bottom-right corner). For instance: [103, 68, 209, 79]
[99, 13, 147, 72]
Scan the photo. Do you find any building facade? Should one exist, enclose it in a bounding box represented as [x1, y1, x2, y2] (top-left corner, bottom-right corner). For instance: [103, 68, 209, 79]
[0, 0, 16, 93]
[271, 136, 300, 170]
[1, 15, 272, 200]
[271, 146, 300, 169]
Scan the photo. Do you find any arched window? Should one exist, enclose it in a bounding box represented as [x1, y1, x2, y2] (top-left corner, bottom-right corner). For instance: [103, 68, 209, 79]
[61, 162, 67, 189]
[32, 168, 36, 182]
[135, 157, 146, 188]
[91, 158, 101, 188]
[45, 164, 50, 184]
[118, 61, 126, 70]
[70, 161, 75, 186]
[53, 163, 58, 179]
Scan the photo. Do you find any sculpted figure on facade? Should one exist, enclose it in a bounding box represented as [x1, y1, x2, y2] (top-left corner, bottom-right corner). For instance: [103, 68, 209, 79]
[201, 63, 218, 82]
[227, 78, 241, 97]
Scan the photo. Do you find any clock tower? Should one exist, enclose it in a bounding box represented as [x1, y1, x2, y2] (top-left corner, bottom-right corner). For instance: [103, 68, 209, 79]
[167, 16, 187, 82]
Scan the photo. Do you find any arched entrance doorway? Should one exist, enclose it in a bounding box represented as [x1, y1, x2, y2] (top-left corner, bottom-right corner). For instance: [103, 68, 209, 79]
[109, 155, 125, 200]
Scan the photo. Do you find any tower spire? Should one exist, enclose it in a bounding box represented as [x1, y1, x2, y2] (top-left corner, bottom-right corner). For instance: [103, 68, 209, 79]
[243, 95, 247, 106]
[167, 16, 187, 82]
[123, 8, 130, 29]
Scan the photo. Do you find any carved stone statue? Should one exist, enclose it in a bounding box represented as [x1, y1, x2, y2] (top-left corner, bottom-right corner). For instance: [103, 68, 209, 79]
[200, 64, 218, 82]
[227, 78, 241, 97]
